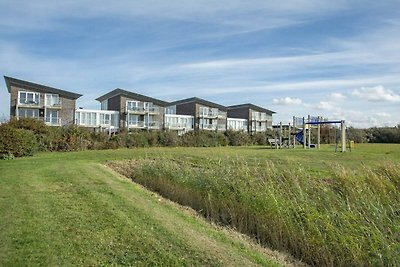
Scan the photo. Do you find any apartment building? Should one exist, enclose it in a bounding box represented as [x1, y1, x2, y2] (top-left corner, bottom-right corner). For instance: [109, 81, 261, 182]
[168, 97, 227, 131]
[75, 109, 119, 132]
[227, 104, 275, 134]
[96, 89, 169, 130]
[5, 76, 81, 126]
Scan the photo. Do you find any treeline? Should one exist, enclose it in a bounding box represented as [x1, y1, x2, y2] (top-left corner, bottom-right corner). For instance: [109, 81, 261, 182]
[0, 118, 274, 159]
[313, 125, 400, 144]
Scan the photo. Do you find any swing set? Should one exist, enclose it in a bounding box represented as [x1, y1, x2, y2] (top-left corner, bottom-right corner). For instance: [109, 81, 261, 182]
[271, 115, 351, 152]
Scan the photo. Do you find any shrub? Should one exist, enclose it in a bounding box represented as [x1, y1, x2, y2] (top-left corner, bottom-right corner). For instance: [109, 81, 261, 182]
[225, 130, 251, 146]
[0, 124, 38, 157]
[159, 131, 179, 147]
[56, 125, 92, 151]
[126, 131, 149, 148]
[251, 132, 268, 145]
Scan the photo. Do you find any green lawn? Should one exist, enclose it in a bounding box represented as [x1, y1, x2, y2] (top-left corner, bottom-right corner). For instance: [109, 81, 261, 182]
[0, 144, 399, 266]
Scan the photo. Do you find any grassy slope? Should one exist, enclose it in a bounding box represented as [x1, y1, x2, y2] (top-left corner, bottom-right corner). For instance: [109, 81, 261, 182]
[0, 144, 399, 266]
[0, 148, 291, 266]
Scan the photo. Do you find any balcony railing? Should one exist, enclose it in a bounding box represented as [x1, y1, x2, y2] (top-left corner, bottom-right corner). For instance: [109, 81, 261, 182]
[45, 117, 62, 126]
[45, 100, 62, 108]
[128, 121, 160, 129]
[200, 111, 218, 118]
[200, 124, 217, 130]
[126, 105, 160, 114]
[165, 122, 194, 130]
[17, 99, 40, 107]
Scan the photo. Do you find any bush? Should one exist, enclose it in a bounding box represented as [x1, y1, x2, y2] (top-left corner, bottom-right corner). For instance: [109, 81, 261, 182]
[159, 131, 179, 147]
[126, 131, 149, 148]
[179, 130, 227, 147]
[0, 124, 38, 157]
[225, 130, 251, 146]
[251, 132, 268, 145]
[56, 126, 92, 151]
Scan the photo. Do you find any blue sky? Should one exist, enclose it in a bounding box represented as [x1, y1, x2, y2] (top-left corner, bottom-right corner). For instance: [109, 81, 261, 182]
[0, 0, 399, 127]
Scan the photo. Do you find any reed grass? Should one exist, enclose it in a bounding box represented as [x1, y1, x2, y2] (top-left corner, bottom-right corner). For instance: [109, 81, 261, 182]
[108, 157, 400, 266]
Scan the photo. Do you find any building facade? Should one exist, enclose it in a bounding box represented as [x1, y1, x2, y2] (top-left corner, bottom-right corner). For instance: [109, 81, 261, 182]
[96, 89, 169, 130]
[5, 76, 81, 126]
[227, 104, 275, 134]
[168, 97, 227, 131]
[4, 77, 275, 134]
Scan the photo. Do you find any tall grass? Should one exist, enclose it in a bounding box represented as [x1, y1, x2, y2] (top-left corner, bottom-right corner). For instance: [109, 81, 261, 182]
[108, 157, 400, 266]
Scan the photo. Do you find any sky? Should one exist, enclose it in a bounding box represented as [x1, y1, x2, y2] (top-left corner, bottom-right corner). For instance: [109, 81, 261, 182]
[0, 0, 399, 128]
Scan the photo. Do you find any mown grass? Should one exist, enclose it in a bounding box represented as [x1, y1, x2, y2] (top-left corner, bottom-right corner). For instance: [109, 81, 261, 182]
[108, 144, 400, 266]
[0, 149, 292, 266]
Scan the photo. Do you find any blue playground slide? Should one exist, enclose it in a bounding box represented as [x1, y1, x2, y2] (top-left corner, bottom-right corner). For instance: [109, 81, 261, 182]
[295, 130, 304, 145]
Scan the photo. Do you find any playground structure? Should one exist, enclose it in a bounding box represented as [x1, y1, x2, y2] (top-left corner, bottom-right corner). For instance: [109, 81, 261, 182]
[271, 115, 349, 152]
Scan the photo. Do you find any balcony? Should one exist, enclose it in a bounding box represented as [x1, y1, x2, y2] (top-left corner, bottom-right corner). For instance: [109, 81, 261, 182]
[200, 124, 217, 130]
[147, 121, 160, 129]
[17, 99, 41, 108]
[45, 117, 62, 126]
[126, 104, 160, 114]
[165, 122, 193, 130]
[45, 100, 62, 109]
[128, 121, 160, 129]
[251, 114, 268, 121]
[128, 121, 145, 128]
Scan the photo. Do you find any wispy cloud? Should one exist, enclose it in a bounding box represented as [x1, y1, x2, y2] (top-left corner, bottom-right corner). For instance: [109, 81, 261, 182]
[273, 97, 303, 105]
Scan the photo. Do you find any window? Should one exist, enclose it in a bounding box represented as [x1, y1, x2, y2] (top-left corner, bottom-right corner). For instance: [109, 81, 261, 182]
[45, 94, 60, 106]
[127, 101, 140, 111]
[19, 91, 39, 105]
[128, 115, 139, 125]
[19, 108, 39, 118]
[101, 100, 108, 110]
[46, 110, 59, 125]
[100, 113, 111, 125]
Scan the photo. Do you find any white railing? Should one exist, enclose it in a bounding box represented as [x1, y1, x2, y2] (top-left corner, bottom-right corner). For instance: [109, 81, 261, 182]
[126, 103, 160, 113]
[201, 124, 217, 130]
[45, 117, 61, 126]
[18, 98, 40, 106]
[45, 99, 62, 107]
[165, 122, 194, 130]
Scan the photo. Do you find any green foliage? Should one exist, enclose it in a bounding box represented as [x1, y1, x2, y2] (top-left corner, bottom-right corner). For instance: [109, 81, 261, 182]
[109, 157, 400, 267]
[7, 117, 48, 134]
[125, 131, 149, 148]
[158, 131, 179, 147]
[367, 126, 400, 143]
[0, 124, 38, 157]
[225, 130, 251, 146]
[180, 130, 227, 147]
[251, 132, 268, 145]
[0, 151, 14, 160]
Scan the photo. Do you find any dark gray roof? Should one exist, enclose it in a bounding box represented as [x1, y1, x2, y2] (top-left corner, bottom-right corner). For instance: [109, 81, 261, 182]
[96, 88, 169, 107]
[227, 103, 275, 115]
[4, 76, 82, 99]
[169, 97, 227, 111]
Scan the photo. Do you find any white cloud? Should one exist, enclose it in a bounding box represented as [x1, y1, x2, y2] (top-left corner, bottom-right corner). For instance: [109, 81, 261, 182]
[376, 112, 391, 118]
[329, 92, 346, 101]
[315, 101, 339, 111]
[273, 97, 303, 105]
[351, 85, 400, 102]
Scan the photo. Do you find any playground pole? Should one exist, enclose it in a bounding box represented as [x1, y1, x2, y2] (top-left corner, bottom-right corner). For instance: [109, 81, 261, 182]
[307, 115, 311, 149]
[341, 120, 346, 152]
[279, 122, 283, 149]
[317, 116, 321, 149]
[303, 117, 306, 149]
[292, 116, 296, 149]
[288, 123, 291, 149]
